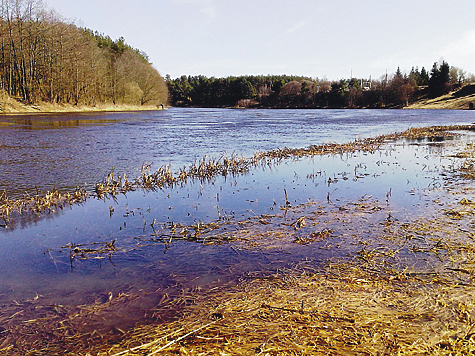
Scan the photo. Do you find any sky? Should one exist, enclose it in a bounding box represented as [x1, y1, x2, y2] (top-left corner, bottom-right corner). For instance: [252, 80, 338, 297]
[45, 0, 475, 81]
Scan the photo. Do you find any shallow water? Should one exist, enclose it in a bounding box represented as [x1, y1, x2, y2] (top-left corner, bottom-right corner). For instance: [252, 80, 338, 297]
[1, 108, 475, 330]
[1, 108, 475, 198]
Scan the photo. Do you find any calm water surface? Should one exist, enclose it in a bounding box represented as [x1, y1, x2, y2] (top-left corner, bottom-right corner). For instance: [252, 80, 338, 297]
[1, 108, 475, 330]
[1, 108, 475, 197]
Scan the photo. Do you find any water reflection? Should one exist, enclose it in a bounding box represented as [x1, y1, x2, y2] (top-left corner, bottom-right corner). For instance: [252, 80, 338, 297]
[1, 108, 475, 199]
[0, 116, 120, 130]
[0, 137, 469, 303]
[2, 109, 475, 335]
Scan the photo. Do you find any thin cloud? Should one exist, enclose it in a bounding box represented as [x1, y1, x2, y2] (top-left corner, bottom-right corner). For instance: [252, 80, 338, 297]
[201, 3, 216, 19]
[285, 20, 308, 34]
[438, 31, 475, 74]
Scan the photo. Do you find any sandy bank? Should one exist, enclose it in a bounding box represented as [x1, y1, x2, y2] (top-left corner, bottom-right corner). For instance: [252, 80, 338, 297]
[0, 92, 166, 114]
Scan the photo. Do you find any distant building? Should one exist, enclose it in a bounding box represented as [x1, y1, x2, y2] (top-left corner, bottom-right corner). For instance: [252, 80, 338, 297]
[361, 77, 372, 90]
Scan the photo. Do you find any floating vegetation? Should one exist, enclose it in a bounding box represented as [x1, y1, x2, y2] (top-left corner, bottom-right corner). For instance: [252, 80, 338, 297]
[62, 240, 117, 261]
[0, 186, 87, 227]
[136, 220, 232, 249]
[5, 124, 475, 354]
[294, 228, 333, 245]
[93, 186, 475, 355]
[1, 124, 474, 225]
[42, 240, 120, 272]
[62, 124, 475, 201]
[447, 142, 475, 179]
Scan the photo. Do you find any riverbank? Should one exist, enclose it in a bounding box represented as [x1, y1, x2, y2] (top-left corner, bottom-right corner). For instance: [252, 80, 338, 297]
[0, 92, 165, 114]
[94, 131, 475, 355]
[3, 126, 475, 355]
[3, 85, 474, 113]
[406, 85, 475, 110]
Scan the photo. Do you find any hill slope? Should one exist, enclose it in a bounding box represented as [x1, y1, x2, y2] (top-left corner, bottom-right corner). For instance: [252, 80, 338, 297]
[406, 84, 475, 110]
[0, 1, 168, 112]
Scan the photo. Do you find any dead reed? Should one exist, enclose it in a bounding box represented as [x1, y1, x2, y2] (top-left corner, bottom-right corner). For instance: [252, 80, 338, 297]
[0, 186, 87, 226]
[2, 124, 473, 224]
[5, 181, 475, 355]
[99, 263, 475, 355]
[97, 186, 475, 355]
[2, 124, 475, 354]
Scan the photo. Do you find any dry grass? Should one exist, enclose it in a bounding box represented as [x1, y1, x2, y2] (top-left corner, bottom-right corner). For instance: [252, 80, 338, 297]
[407, 91, 475, 110]
[4, 182, 475, 355]
[34, 102, 164, 114]
[3, 124, 472, 223]
[100, 265, 475, 355]
[3, 125, 475, 355]
[96, 182, 475, 355]
[72, 125, 475, 200]
[0, 123, 471, 225]
[0, 91, 165, 114]
[0, 187, 88, 227]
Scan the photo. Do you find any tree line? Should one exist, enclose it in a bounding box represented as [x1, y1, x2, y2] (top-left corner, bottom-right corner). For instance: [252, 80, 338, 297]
[0, 0, 167, 107]
[166, 62, 473, 109]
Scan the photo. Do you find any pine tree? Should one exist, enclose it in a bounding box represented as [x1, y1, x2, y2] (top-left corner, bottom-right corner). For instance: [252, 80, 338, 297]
[420, 67, 429, 86]
[429, 61, 450, 97]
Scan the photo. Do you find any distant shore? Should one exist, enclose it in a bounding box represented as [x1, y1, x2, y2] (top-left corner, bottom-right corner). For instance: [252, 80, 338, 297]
[2, 88, 474, 113]
[405, 91, 475, 110]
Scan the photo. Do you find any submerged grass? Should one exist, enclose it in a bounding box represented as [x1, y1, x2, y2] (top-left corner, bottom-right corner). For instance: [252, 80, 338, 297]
[2, 124, 473, 225]
[95, 186, 475, 355]
[101, 265, 475, 355]
[3, 124, 475, 354]
[4, 180, 475, 354]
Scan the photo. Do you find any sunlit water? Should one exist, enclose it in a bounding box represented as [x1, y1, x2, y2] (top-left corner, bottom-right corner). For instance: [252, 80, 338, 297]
[1, 108, 475, 330]
[1, 108, 475, 197]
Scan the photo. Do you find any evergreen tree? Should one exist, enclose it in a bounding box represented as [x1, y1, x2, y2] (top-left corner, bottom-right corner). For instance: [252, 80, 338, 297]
[419, 67, 429, 86]
[440, 61, 450, 86]
[409, 67, 420, 86]
[395, 67, 403, 79]
[429, 61, 450, 97]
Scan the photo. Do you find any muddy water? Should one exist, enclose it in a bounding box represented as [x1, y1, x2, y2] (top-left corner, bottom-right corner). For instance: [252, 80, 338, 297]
[1, 109, 475, 332]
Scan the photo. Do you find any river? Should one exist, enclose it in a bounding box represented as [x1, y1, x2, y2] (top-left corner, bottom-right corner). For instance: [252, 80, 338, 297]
[1, 108, 475, 332]
[1, 108, 475, 197]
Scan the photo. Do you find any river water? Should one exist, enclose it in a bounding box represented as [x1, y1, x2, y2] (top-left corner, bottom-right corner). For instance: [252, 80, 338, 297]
[1, 108, 475, 197]
[1, 108, 475, 330]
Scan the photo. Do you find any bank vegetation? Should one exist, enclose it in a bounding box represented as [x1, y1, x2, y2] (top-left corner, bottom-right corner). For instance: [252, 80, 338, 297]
[0, 0, 168, 112]
[167, 61, 475, 110]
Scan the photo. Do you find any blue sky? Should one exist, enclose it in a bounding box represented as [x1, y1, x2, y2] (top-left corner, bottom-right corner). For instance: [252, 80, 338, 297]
[46, 0, 475, 80]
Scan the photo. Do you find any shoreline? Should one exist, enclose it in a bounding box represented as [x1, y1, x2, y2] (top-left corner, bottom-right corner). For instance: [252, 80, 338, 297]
[0, 97, 167, 115]
[3, 125, 475, 354]
[0, 100, 473, 113]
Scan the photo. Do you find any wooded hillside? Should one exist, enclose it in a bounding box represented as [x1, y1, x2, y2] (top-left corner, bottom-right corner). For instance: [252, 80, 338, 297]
[167, 63, 474, 109]
[0, 0, 168, 107]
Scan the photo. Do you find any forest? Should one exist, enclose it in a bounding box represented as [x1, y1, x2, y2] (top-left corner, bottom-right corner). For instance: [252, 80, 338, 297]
[167, 62, 473, 109]
[1, 0, 470, 111]
[0, 0, 168, 107]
